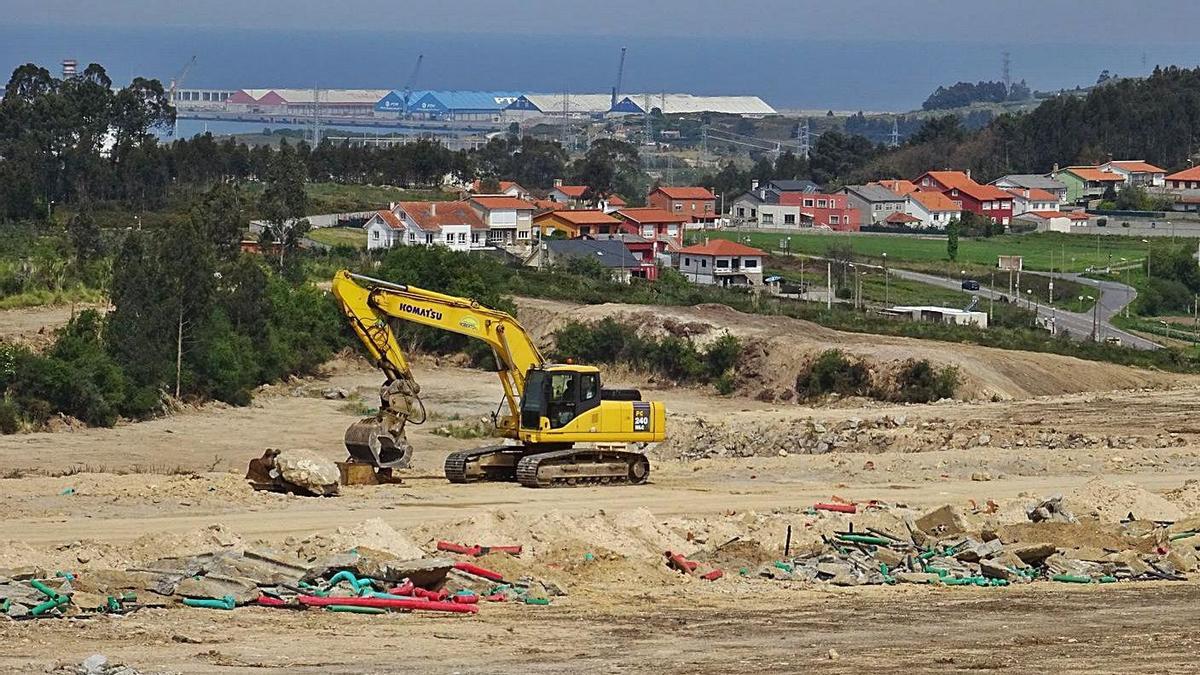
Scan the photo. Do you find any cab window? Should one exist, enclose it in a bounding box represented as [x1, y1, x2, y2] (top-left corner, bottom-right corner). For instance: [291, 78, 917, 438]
[548, 372, 577, 428]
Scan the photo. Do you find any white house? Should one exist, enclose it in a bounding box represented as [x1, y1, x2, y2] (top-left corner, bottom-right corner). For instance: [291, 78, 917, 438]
[365, 201, 488, 251]
[1100, 160, 1167, 188]
[1005, 188, 1060, 215]
[676, 239, 765, 287]
[1012, 210, 1089, 233]
[903, 191, 961, 230]
[467, 196, 536, 247]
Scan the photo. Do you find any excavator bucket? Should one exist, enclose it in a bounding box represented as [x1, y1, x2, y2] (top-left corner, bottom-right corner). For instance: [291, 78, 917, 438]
[344, 417, 413, 469]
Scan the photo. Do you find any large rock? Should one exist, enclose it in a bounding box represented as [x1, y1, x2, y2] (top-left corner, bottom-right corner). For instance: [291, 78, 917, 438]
[174, 574, 260, 604]
[1005, 542, 1058, 565]
[916, 505, 971, 537]
[275, 449, 340, 496]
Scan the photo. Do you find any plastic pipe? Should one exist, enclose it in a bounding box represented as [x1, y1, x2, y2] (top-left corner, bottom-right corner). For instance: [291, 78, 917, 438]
[700, 569, 724, 581]
[485, 593, 507, 602]
[524, 597, 550, 606]
[30, 579, 61, 599]
[324, 571, 373, 593]
[257, 596, 288, 607]
[1051, 574, 1092, 584]
[183, 595, 236, 610]
[452, 593, 479, 604]
[297, 594, 477, 614]
[30, 595, 70, 616]
[453, 562, 504, 582]
[814, 502, 856, 514]
[327, 605, 387, 614]
[835, 534, 892, 546]
[437, 541, 480, 555]
[412, 588, 449, 602]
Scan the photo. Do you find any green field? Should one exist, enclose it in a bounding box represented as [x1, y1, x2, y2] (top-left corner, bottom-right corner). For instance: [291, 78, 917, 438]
[308, 227, 367, 249]
[700, 229, 1161, 273]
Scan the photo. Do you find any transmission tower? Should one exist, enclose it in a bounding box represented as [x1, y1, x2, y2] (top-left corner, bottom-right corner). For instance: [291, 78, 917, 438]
[798, 118, 812, 160]
[889, 117, 900, 148]
[643, 94, 653, 144]
[561, 90, 572, 151]
[311, 85, 322, 145]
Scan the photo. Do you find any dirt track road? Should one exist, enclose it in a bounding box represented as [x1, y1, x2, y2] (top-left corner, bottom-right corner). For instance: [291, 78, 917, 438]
[4, 361, 1200, 673]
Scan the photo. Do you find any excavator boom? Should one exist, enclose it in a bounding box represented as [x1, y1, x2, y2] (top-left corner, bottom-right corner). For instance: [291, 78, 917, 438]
[330, 270, 666, 487]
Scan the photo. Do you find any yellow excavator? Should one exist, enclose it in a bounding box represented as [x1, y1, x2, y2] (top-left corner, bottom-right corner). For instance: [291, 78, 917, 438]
[330, 270, 666, 488]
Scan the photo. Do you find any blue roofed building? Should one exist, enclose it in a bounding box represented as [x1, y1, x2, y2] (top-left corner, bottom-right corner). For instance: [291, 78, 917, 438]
[380, 90, 524, 121]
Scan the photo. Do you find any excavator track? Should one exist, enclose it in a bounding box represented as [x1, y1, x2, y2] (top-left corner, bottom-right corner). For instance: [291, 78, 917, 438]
[444, 444, 523, 483]
[516, 448, 650, 488]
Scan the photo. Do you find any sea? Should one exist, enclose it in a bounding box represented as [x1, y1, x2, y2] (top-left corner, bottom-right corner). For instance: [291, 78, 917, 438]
[1, 24, 1195, 126]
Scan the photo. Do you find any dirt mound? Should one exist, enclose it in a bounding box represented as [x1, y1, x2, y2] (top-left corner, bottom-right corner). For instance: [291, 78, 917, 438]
[293, 518, 426, 561]
[1066, 477, 1185, 523]
[1163, 480, 1200, 515]
[514, 296, 1190, 401]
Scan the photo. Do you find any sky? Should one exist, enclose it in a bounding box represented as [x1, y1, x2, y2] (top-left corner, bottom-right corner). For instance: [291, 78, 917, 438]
[9, 0, 1200, 44]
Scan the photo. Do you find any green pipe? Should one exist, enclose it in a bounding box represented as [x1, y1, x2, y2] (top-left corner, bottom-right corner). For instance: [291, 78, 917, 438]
[325, 571, 373, 594]
[1169, 531, 1198, 541]
[362, 591, 411, 600]
[182, 595, 236, 610]
[1051, 574, 1092, 584]
[940, 577, 975, 586]
[524, 597, 550, 606]
[773, 561, 794, 573]
[835, 534, 892, 546]
[1099, 575, 1117, 584]
[1, 598, 11, 613]
[327, 605, 386, 614]
[30, 579, 61, 599]
[31, 595, 69, 616]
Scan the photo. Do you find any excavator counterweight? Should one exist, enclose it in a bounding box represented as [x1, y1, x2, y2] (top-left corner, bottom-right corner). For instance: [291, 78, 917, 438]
[330, 270, 666, 487]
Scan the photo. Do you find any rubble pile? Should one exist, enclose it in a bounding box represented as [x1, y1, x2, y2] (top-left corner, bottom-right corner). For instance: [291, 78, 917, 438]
[740, 502, 1198, 587]
[657, 413, 1190, 461]
[1, 538, 561, 621]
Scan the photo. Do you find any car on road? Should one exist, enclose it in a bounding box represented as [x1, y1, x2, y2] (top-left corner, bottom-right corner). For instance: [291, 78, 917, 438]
[961, 279, 981, 291]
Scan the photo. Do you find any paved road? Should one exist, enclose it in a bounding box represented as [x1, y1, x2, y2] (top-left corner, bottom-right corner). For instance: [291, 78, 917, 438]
[889, 268, 1161, 350]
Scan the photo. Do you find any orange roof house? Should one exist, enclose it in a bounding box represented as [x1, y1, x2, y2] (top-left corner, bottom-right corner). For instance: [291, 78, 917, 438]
[533, 209, 623, 238]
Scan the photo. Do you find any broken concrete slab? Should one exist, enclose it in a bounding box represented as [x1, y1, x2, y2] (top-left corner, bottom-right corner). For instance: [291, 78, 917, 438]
[979, 559, 1015, 581]
[1005, 542, 1058, 565]
[894, 572, 940, 584]
[174, 575, 260, 605]
[916, 505, 971, 537]
[73, 570, 174, 597]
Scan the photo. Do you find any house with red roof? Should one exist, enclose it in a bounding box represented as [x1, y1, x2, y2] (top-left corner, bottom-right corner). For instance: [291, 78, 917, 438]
[467, 179, 530, 200]
[912, 170, 1013, 224]
[676, 239, 765, 287]
[1165, 166, 1200, 192]
[467, 196, 537, 246]
[1013, 210, 1089, 233]
[613, 207, 690, 248]
[1050, 166, 1126, 203]
[532, 209, 624, 239]
[777, 192, 861, 231]
[1100, 160, 1167, 188]
[647, 186, 718, 227]
[365, 202, 488, 251]
[549, 180, 591, 207]
[903, 191, 962, 230]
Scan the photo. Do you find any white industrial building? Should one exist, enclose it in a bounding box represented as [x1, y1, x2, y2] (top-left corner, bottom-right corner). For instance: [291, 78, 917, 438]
[887, 306, 988, 328]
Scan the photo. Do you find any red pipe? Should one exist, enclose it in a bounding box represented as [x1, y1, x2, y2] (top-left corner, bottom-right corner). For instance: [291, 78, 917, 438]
[412, 588, 449, 602]
[454, 562, 504, 582]
[452, 594, 479, 604]
[388, 581, 415, 596]
[481, 545, 523, 555]
[665, 551, 695, 574]
[814, 502, 857, 514]
[297, 595, 477, 614]
[700, 569, 724, 581]
[256, 595, 288, 607]
[485, 593, 507, 602]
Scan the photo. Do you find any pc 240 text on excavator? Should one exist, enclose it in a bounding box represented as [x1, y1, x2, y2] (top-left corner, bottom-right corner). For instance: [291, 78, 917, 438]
[330, 270, 667, 488]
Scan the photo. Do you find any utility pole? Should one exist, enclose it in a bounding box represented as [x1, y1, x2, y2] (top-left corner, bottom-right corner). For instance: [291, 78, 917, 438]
[827, 262, 832, 310]
[989, 269, 995, 322]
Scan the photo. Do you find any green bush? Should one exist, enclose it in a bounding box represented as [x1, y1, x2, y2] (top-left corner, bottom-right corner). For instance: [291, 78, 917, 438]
[892, 359, 959, 403]
[550, 319, 740, 385]
[0, 398, 20, 433]
[795, 350, 871, 399]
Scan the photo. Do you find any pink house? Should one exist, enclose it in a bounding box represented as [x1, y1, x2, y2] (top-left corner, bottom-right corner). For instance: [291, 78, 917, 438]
[778, 192, 861, 231]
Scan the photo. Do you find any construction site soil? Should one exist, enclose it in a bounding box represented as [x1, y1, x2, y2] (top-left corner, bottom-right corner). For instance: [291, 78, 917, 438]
[4, 302, 1200, 673]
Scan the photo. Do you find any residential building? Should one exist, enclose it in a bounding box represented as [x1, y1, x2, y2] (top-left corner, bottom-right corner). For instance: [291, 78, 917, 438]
[548, 180, 591, 207]
[944, 182, 1013, 225]
[532, 209, 623, 239]
[1050, 166, 1125, 203]
[1101, 160, 1167, 188]
[872, 179, 920, 196]
[778, 192, 861, 231]
[647, 186, 718, 226]
[729, 190, 767, 224]
[1168, 189, 1200, 211]
[1165, 166, 1200, 191]
[588, 234, 662, 280]
[912, 170, 978, 193]
[761, 179, 822, 197]
[467, 196, 536, 247]
[904, 191, 961, 230]
[676, 239, 765, 287]
[1012, 210, 1074, 233]
[990, 174, 1068, 203]
[599, 194, 627, 213]
[882, 212, 922, 228]
[1005, 188, 1059, 216]
[839, 184, 906, 224]
[365, 201, 487, 251]
[535, 238, 654, 283]
[612, 207, 689, 248]
[467, 180, 529, 199]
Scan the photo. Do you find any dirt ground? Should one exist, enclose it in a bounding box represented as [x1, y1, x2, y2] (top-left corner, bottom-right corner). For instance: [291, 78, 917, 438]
[4, 304, 1200, 672]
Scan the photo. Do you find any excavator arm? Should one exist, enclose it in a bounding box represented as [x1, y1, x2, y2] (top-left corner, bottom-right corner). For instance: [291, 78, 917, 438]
[331, 270, 546, 466]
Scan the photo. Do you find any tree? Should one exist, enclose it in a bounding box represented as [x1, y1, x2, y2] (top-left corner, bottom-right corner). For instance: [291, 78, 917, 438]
[572, 139, 642, 203]
[257, 146, 310, 269]
[67, 207, 102, 261]
[946, 219, 960, 261]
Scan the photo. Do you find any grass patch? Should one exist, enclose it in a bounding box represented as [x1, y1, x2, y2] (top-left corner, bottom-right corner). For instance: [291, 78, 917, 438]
[309, 227, 367, 249]
[0, 286, 107, 310]
[703, 230, 1160, 273]
[431, 419, 498, 439]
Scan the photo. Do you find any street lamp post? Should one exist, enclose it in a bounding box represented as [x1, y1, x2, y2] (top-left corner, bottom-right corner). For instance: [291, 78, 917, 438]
[882, 252, 889, 305]
[1143, 238, 1152, 278]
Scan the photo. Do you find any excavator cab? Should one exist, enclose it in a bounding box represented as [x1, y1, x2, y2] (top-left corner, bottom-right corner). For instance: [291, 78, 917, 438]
[520, 366, 603, 430]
